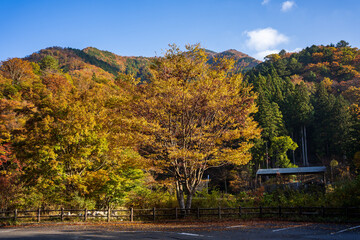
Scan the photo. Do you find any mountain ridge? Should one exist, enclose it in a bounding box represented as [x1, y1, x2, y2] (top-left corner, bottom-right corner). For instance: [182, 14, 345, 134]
[25, 46, 261, 82]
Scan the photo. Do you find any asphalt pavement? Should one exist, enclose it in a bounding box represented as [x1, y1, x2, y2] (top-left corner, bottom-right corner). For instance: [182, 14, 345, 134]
[0, 221, 359, 239]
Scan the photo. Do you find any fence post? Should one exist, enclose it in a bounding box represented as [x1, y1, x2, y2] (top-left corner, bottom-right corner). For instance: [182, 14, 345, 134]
[107, 207, 111, 222]
[130, 208, 133, 222]
[299, 206, 302, 215]
[239, 206, 242, 218]
[153, 207, 156, 222]
[278, 206, 281, 217]
[14, 209, 17, 222]
[321, 206, 325, 217]
[197, 208, 200, 219]
[175, 208, 178, 220]
[259, 206, 262, 218]
[60, 208, 64, 222]
[218, 206, 221, 219]
[38, 208, 41, 223]
[84, 208, 87, 222]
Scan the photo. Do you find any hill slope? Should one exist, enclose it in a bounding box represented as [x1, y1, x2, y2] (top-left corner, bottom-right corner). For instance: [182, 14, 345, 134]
[245, 41, 360, 170]
[210, 49, 261, 71]
[25, 47, 260, 82]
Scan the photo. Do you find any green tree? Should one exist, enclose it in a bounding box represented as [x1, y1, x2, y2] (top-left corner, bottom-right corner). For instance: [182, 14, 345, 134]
[336, 40, 350, 48]
[329, 95, 352, 158]
[270, 136, 298, 168]
[255, 96, 289, 168]
[40, 55, 59, 72]
[257, 97, 285, 140]
[284, 83, 313, 166]
[12, 79, 145, 208]
[313, 83, 336, 157]
[287, 57, 302, 73]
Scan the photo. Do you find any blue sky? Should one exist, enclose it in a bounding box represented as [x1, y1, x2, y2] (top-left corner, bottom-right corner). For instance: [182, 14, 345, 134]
[0, 0, 360, 61]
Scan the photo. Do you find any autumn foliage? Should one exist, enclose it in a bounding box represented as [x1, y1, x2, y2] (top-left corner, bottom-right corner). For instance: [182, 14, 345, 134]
[134, 45, 260, 208]
[0, 58, 36, 85]
[0, 42, 360, 211]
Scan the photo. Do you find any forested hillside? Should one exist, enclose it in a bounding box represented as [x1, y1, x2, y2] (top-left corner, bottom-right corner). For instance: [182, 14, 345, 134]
[0, 42, 359, 211]
[245, 41, 360, 173]
[25, 46, 151, 83]
[24, 47, 260, 83]
[207, 49, 261, 71]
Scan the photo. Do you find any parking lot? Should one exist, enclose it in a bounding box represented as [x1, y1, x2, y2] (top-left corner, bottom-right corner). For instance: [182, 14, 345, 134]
[0, 221, 359, 239]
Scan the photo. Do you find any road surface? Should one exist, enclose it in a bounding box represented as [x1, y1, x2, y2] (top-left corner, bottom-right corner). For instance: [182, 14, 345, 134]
[0, 221, 359, 239]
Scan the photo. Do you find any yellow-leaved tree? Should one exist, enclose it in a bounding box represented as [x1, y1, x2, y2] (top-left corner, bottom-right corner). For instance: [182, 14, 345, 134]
[135, 45, 260, 209]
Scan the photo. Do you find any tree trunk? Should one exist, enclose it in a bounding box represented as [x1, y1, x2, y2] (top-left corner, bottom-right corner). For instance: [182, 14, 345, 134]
[265, 141, 269, 169]
[175, 181, 185, 209]
[291, 132, 296, 165]
[185, 194, 193, 210]
[304, 125, 308, 166]
[301, 126, 305, 166]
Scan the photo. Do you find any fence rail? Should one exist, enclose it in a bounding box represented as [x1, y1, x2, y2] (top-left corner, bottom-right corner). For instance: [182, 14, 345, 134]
[1, 206, 359, 223]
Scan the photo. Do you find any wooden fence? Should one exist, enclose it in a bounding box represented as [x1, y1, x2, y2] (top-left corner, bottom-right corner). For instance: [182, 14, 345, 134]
[1, 206, 359, 223]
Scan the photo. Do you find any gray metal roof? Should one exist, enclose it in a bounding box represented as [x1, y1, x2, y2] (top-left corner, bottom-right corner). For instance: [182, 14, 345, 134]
[256, 166, 326, 175]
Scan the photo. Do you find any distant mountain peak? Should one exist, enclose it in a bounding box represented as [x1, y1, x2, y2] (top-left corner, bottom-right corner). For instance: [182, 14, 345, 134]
[203, 49, 217, 56]
[205, 49, 261, 70]
[225, 49, 238, 53]
[83, 46, 96, 51]
[221, 49, 259, 60]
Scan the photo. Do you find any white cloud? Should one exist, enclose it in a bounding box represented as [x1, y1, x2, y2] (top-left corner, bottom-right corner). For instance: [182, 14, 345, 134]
[245, 27, 289, 52]
[262, 0, 270, 5]
[254, 50, 280, 60]
[281, 1, 295, 12]
[288, 47, 302, 53]
[244, 28, 294, 61]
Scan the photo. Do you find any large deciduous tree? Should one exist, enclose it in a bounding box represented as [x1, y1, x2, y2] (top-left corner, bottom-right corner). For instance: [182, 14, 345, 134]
[0, 58, 36, 85]
[136, 45, 260, 209]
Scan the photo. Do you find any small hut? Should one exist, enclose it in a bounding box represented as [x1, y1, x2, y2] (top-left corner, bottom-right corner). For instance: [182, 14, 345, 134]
[256, 166, 326, 190]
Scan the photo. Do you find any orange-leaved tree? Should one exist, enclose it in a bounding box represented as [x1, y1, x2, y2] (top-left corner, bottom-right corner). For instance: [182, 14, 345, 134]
[0, 58, 36, 85]
[135, 45, 260, 209]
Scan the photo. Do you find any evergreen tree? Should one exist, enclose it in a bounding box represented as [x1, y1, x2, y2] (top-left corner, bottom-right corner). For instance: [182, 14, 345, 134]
[312, 83, 336, 157]
[329, 95, 352, 158]
[283, 83, 313, 166]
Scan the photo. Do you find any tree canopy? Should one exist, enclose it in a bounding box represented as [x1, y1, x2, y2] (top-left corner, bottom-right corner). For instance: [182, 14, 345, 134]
[134, 45, 260, 208]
